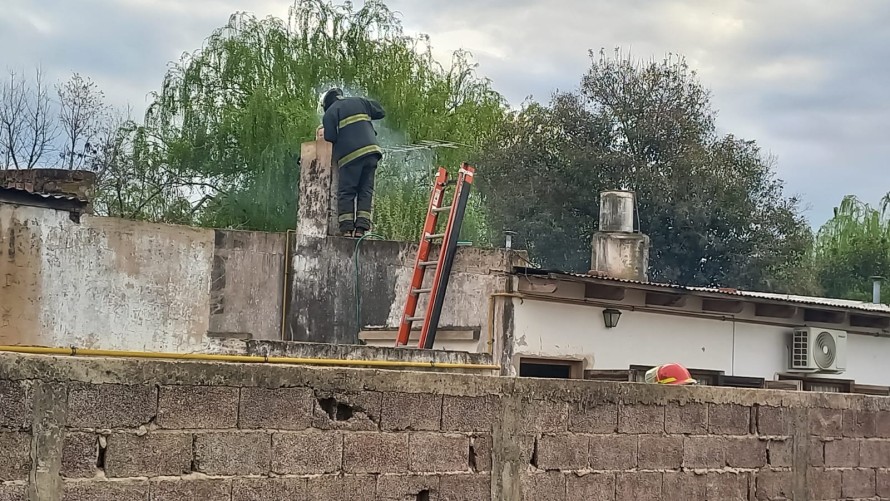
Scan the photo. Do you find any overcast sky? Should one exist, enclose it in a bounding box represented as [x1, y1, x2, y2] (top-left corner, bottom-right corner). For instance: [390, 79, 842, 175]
[3, 0, 888, 226]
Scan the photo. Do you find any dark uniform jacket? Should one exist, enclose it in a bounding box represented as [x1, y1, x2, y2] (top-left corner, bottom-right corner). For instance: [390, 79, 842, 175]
[322, 96, 386, 168]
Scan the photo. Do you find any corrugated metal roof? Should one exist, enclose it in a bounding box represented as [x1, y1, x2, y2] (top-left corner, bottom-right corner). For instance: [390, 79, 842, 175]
[0, 185, 86, 202]
[513, 267, 890, 315]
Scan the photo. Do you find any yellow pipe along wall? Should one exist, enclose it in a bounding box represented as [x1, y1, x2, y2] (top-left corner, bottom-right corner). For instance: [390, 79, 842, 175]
[0, 346, 500, 371]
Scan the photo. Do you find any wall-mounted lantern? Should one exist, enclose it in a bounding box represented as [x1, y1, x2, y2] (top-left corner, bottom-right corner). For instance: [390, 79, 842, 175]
[602, 308, 622, 328]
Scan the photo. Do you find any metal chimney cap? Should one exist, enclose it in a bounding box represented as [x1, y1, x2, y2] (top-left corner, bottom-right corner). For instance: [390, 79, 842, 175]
[870, 276, 885, 280]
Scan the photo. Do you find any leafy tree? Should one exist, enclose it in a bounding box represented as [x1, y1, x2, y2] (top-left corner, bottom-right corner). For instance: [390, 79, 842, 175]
[477, 49, 814, 291]
[117, 0, 505, 233]
[813, 194, 890, 303]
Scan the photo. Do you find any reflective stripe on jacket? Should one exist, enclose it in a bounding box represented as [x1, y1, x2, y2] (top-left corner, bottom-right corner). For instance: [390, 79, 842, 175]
[322, 96, 386, 167]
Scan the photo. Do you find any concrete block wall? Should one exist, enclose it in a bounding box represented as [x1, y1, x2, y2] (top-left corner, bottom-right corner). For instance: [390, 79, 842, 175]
[2, 352, 890, 500]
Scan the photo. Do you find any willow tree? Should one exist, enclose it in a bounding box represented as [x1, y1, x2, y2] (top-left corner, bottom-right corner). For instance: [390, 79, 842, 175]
[129, 0, 504, 233]
[813, 194, 890, 302]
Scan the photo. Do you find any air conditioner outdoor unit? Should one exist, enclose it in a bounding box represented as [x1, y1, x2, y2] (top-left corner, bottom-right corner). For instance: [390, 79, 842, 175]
[788, 327, 847, 374]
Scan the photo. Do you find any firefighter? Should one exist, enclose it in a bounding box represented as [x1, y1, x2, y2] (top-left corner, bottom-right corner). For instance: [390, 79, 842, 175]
[645, 363, 698, 385]
[321, 88, 386, 237]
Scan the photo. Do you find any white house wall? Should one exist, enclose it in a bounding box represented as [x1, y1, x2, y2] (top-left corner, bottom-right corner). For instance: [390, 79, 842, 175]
[510, 298, 890, 386]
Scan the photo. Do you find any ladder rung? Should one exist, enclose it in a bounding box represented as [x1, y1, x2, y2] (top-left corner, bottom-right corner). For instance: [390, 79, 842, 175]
[412, 288, 432, 295]
[405, 316, 425, 322]
[419, 260, 438, 267]
[432, 205, 452, 213]
[425, 233, 446, 240]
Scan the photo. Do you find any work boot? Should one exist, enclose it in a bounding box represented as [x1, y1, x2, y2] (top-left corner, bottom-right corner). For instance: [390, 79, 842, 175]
[354, 228, 366, 238]
[339, 226, 355, 238]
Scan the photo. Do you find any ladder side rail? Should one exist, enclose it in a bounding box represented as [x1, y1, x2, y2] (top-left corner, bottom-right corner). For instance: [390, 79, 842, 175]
[418, 164, 475, 349]
[395, 167, 449, 346]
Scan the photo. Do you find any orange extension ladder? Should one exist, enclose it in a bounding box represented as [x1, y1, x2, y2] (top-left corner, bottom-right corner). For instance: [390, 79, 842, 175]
[395, 164, 476, 349]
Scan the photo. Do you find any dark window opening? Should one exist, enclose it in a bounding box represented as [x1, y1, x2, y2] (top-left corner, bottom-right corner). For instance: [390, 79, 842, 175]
[520, 362, 572, 379]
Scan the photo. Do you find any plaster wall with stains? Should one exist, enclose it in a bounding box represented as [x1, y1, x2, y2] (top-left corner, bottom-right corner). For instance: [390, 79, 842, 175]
[0, 204, 286, 351]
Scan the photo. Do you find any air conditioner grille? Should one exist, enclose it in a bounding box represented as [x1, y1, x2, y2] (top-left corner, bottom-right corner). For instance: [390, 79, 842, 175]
[792, 330, 809, 368]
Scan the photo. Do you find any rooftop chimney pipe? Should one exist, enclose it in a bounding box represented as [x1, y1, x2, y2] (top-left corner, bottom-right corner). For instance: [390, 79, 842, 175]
[590, 191, 649, 282]
[871, 276, 883, 304]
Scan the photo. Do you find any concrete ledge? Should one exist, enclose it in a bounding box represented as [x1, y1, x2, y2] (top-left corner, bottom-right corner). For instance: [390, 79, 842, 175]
[246, 340, 493, 367]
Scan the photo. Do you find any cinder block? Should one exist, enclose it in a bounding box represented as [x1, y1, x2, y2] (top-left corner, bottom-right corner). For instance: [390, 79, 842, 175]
[470, 434, 492, 472]
[842, 468, 876, 498]
[878, 411, 890, 438]
[708, 404, 750, 435]
[238, 387, 313, 430]
[272, 430, 342, 474]
[568, 403, 617, 434]
[409, 433, 469, 473]
[380, 392, 443, 431]
[757, 406, 791, 436]
[618, 404, 664, 434]
[536, 434, 589, 470]
[344, 432, 409, 473]
[518, 400, 568, 434]
[306, 474, 376, 501]
[807, 468, 842, 500]
[150, 479, 231, 501]
[665, 403, 706, 435]
[438, 473, 490, 501]
[824, 438, 859, 467]
[810, 438, 825, 466]
[61, 432, 98, 478]
[194, 431, 271, 475]
[157, 386, 238, 429]
[662, 472, 706, 500]
[589, 435, 637, 470]
[724, 437, 767, 468]
[67, 384, 156, 429]
[844, 410, 878, 438]
[638, 435, 683, 469]
[767, 439, 793, 467]
[0, 432, 31, 480]
[521, 472, 565, 501]
[231, 477, 307, 501]
[809, 408, 843, 437]
[104, 433, 191, 478]
[0, 484, 27, 501]
[518, 435, 536, 465]
[376, 474, 439, 501]
[878, 469, 890, 497]
[0, 381, 32, 429]
[861, 440, 890, 467]
[441, 395, 498, 432]
[616, 471, 661, 501]
[683, 436, 724, 469]
[566, 472, 615, 501]
[312, 390, 382, 431]
[706, 472, 749, 501]
[62, 480, 149, 501]
[755, 469, 792, 500]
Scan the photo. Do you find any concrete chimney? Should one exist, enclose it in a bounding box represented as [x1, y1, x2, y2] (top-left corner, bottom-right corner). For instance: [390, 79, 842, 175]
[590, 191, 650, 281]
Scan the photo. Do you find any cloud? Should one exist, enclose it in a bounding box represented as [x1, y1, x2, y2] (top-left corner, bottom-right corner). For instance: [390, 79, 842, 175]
[2, 0, 887, 225]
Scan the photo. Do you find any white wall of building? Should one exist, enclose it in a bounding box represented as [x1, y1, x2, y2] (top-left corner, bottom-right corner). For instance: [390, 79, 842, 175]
[511, 298, 890, 386]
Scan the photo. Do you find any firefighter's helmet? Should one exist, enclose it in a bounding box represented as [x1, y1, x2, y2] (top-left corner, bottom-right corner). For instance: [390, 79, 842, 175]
[645, 363, 697, 385]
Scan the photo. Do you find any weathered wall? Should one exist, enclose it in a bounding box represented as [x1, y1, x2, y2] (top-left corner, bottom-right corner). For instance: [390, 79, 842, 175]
[209, 230, 286, 339]
[287, 233, 515, 349]
[0, 204, 285, 349]
[2, 352, 890, 501]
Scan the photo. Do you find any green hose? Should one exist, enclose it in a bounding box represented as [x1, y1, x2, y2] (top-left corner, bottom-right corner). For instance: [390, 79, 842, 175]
[353, 232, 385, 337]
